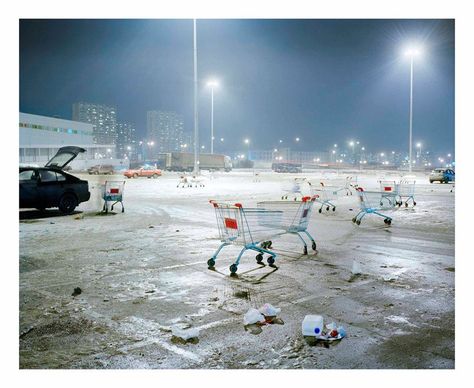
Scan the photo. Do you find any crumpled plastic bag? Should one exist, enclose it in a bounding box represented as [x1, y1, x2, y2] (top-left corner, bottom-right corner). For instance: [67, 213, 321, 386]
[243, 308, 266, 325]
[171, 327, 200, 340]
[258, 303, 281, 317]
[324, 322, 346, 339]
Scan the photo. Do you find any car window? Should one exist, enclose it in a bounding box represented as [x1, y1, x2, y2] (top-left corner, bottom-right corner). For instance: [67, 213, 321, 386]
[39, 170, 57, 182]
[56, 172, 66, 181]
[19, 170, 36, 181]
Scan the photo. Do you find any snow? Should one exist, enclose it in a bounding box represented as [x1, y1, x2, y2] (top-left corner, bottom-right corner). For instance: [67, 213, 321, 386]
[19, 168, 454, 369]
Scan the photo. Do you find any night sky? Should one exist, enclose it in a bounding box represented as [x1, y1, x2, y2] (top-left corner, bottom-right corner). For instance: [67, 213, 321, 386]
[19, 19, 455, 154]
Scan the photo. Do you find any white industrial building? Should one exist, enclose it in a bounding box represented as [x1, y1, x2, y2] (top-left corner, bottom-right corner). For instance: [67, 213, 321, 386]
[19, 112, 125, 169]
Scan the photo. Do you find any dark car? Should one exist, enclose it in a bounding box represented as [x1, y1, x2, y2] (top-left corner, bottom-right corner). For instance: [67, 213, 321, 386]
[19, 146, 91, 214]
[87, 164, 114, 175]
[272, 162, 303, 173]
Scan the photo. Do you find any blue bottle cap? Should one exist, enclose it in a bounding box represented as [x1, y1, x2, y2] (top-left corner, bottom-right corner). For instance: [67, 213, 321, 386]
[314, 327, 320, 334]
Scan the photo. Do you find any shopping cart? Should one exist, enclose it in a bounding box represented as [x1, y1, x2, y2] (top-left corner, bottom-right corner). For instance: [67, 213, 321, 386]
[208, 196, 317, 274]
[177, 175, 192, 188]
[331, 176, 357, 196]
[378, 180, 398, 207]
[102, 180, 125, 213]
[310, 182, 338, 213]
[396, 179, 416, 207]
[352, 187, 396, 225]
[281, 178, 309, 200]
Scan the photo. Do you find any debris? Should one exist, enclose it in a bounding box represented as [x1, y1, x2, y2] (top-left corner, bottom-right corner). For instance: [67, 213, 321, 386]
[175, 229, 180, 232]
[258, 303, 282, 323]
[351, 260, 362, 275]
[243, 308, 266, 325]
[74, 214, 84, 220]
[302, 315, 346, 345]
[171, 327, 200, 344]
[72, 287, 82, 297]
[382, 274, 398, 282]
[302, 315, 324, 336]
[148, 225, 154, 228]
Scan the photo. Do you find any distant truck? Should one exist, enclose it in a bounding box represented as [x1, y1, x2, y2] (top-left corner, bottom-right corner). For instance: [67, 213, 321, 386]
[158, 152, 232, 172]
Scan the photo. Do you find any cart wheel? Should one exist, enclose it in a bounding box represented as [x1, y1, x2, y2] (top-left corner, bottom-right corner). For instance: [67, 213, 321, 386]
[256, 254, 263, 264]
[386, 219, 392, 225]
[229, 264, 238, 274]
[267, 256, 275, 265]
[267, 240, 272, 248]
[122, 206, 125, 213]
[383, 218, 388, 224]
[303, 246, 308, 255]
[380, 202, 383, 207]
[319, 209, 322, 214]
[326, 206, 330, 211]
[356, 220, 361, 225]
[352, 217, 356, 223]
[207, 258, 215, 268]
[312, 241, 317, 251]
[414, 201, 417, 206]
[405, 202, 408, 208]
[332, 206, 336, 212]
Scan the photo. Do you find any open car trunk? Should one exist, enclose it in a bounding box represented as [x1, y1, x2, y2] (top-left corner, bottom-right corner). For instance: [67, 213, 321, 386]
[44, 146, 86, 170]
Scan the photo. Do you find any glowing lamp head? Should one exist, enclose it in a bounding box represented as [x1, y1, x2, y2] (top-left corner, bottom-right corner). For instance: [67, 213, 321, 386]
[404, 46, 422, 58]
[207, 80, 219, 88]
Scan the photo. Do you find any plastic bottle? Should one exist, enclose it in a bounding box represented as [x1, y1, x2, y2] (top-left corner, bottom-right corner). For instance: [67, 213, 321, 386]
[302, 315, 324, 336]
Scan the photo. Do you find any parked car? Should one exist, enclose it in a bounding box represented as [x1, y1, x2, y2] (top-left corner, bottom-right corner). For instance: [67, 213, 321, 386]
[19, 146, 91, 214]
[272, 162, 303, 173]
[429, 168, 455, 183]
[123, 165, 162, 179]
[87, 164, 114, 175]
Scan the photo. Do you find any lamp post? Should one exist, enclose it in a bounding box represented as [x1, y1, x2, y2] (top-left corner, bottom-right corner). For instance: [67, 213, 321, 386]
[404, 46, 422, 173]
[416, 142, 422, 161]
[244, 138, 250, 160]
[193, 19, 199, 174]
[349, 141, 355, 165]
[206, 79, 219, 154]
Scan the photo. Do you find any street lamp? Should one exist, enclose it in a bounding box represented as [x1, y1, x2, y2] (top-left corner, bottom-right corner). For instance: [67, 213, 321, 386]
[206, 79, 219, 154]
[244, 138, 250, 159]
[349, 140, 355, 165]
[416, 142, 422, 160]
[404, 45, 423, 172]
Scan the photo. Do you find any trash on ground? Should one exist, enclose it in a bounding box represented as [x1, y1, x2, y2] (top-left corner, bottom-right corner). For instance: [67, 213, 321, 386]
[302, 314, 324, 336]
[382, 274, 398, 282]
[259, 303, 281, 323]
[72, 287, 82, 297]
[171, 327, 200, 344]
[351, 260, 362, 275]
[302, 315, 346, 345]
[243, 308, 266, 325]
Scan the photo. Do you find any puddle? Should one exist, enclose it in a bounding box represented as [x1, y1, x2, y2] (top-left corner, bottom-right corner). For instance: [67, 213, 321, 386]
[233, 290, 251, 300]
[170, 336, 199, 345]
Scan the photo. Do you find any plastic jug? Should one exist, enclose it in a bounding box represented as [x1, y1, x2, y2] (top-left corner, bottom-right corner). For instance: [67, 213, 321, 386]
[302, 315, 324, 336]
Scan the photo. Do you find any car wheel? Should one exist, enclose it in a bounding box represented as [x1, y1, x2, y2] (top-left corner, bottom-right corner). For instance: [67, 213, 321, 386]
[152, 174, 158, 179]
[133, 173, 138, 178]
[58, 193, 78, 214]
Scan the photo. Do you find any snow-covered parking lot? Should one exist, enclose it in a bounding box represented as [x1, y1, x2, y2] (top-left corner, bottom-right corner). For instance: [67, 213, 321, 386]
[19, 169, 455, 369]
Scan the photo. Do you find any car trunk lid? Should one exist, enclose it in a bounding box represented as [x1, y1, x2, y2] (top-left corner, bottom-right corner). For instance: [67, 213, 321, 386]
[44, 146, 86, 170]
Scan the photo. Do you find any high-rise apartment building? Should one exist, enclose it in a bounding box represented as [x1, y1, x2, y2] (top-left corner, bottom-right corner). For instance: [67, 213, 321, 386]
[116, 122, 136, 159]
[146, 111, 184, 155]
[72, 102, 117, 146]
